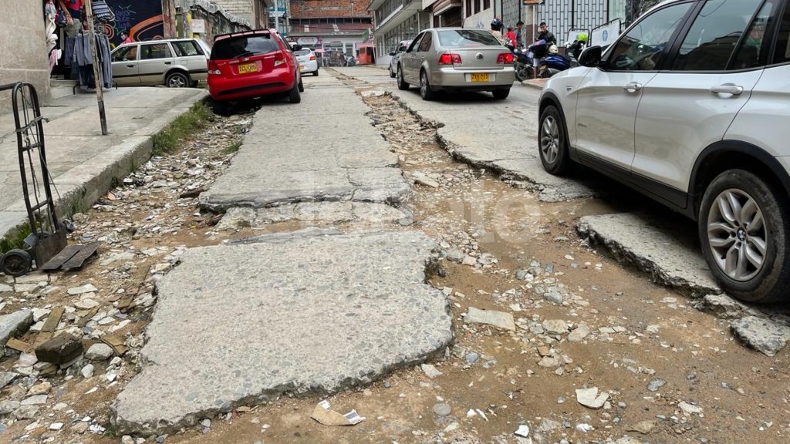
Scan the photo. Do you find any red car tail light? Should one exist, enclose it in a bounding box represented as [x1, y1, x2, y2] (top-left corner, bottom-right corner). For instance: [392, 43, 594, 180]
[438, 53, 462, 65]
[497, 53, 514, 64]
[310, 55, 316, 61]
[274, 52, 286, 67]
[208, 60, 221, 75]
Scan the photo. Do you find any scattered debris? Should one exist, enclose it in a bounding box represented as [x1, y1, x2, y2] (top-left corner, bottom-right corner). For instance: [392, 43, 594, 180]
[310, 400, 365, 426]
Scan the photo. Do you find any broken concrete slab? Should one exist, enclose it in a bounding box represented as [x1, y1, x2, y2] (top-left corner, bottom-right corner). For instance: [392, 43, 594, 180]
[200, 85, 410, 212]
[220, 202, 411, 229]
[578, 213, 720, 298]
[695, 294, 761, 320]
[114, 230, 452, 435]
[731, 316, 790, 357]
[465, 307, 516, 331]
[576, 387, 609, 409]
[0, 310, 33, 350]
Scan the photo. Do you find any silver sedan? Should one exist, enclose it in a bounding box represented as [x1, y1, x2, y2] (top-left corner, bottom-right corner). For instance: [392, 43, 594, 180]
[396, 28, 516, 100]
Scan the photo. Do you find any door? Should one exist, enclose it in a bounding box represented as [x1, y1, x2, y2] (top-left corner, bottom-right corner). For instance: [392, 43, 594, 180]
[111, 45, 140, 86]
[633, 0, 774, 194]
[411, 31, 434, 83]
[172, 40, 208, 81]
[574, 1, 694, 171]
[402, 33, 425, 82]
[137, 42, 174, 86]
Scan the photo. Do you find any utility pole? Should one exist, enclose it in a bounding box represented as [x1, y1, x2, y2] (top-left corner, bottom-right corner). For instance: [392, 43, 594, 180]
[274, 0, 279, 33]
[84, 0, 108, 135]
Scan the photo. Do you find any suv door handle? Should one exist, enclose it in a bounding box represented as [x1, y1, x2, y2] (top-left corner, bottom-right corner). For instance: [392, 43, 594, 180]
[623, 82, 643, 93]
[164, 61, 172, 65]
[711, 83, 744, 96]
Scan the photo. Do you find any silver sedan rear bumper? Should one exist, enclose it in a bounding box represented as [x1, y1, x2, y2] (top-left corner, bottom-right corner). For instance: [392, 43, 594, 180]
[430, 67, 515, 90]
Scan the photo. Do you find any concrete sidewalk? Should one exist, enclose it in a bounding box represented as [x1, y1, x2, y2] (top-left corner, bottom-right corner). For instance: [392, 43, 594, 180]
[0, 85, 207, 242]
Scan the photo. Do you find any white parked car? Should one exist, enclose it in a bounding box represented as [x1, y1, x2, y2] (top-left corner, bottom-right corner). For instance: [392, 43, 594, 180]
[539, 0, 790, 304]
[388, 40, 412, 78]
[295, 49, 319, 76]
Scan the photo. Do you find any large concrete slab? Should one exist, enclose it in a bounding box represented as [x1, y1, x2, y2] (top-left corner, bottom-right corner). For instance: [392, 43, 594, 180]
[200, 75, 410, 211]
[333, 66, 595, 202]
[114, 230, 452, 435]
[0, 87, 207, 240]
[578, 212, 720, 297]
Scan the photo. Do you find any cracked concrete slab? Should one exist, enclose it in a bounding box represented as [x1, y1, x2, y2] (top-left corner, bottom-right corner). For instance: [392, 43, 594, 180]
[578, 213, 720, 297]
[114, 230, 452, 435]
[389, 90, 595, 202]
[201, 77, 410, 212]
[217, 202, 412, 230]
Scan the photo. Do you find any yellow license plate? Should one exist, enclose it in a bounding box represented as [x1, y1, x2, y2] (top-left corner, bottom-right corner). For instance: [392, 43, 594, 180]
[238, 63, 257, 74]
[471, 73, 490, 82]
[299, 64, 305, 71]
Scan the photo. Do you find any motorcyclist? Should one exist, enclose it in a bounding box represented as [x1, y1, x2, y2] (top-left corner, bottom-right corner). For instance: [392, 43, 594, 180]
[533, 22, 556, 78]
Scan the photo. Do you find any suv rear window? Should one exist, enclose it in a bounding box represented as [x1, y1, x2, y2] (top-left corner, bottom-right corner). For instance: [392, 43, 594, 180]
[211, 34, 279, 60]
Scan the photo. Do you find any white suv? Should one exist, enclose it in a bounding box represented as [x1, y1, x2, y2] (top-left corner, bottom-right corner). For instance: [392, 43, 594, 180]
[539, 0, 790, 304]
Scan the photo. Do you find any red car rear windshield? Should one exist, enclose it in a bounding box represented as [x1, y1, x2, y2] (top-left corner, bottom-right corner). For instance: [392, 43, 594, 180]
[212, 34, 279, 60]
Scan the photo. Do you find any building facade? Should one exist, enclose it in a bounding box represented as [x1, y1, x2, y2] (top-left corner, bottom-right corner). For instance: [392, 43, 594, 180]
[288, 0, 373, 58]
[1, 1, 51, 110]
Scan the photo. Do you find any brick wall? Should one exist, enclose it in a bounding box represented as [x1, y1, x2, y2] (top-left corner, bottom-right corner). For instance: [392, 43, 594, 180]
[290, 0, 370, 19]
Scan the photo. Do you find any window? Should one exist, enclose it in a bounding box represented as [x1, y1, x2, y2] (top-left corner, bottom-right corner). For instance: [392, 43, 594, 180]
[474, 0, 481, 15]
[172, 40, 202, 57]
[606, 1, 692, 71]
[408, 34, 424, 52]
[418, 32, 433, 52]
[672, 0, 763, 71]
[438, 30, 501, 47]
[484, 0, 490, 9]
[112, 45, 137, 62]
[465, 0, 472, 18]
[730, 0, 777, 70]
[211, 34, 279, 60]
[141, 43, 172, 60]
[772, 1, 790, 64]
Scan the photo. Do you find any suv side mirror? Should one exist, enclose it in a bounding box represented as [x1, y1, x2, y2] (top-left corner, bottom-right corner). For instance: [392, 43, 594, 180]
[389, 51, 396, 56]
[292, 44, 303, 51]
[578, 45, 602, 67]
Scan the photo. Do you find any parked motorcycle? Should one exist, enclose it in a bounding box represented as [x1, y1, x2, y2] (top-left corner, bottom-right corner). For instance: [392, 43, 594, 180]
[538, 53, 572, 78]
[512, 48, 533, 82]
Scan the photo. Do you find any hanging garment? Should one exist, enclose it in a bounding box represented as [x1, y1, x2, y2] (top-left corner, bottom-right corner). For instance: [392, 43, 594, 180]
[92, 1, 115, 21]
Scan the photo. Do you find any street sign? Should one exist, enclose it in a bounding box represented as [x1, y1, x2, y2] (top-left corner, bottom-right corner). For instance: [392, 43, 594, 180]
[590, 19, 621, 48]
[191, 19, 205, 34]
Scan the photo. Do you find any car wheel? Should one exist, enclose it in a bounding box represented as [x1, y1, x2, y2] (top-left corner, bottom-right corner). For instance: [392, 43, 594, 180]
[698, 169, 790, 304]
[166, 72, 189, 88]
[190, 80, 199, 88]
[420, 71, 436, 101]
[389, 66, 396, 78]
[492, 88, 510, 100]
[289, 79, 302, 103]
[314, 69, 319, 77]
[538, 105, 571, 175]
[396, 65, 409, 90]
[298, 76, 304, 92]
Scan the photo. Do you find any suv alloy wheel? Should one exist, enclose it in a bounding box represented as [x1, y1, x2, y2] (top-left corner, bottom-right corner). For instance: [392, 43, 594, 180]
[699, 169, 790, 304]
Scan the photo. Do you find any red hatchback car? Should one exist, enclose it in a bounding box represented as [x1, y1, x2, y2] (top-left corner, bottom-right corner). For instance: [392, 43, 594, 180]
[208, 29, 303, 113]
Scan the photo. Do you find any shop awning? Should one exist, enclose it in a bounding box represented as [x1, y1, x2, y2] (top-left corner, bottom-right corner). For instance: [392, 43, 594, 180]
[433, 0, 462, 15]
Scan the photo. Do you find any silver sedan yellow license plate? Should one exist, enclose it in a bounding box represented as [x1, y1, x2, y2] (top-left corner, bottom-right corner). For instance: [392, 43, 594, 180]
[468, 73, 493, 82]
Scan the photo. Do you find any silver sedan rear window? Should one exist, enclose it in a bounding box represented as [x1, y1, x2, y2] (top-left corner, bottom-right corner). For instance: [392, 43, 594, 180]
[437, 30, 501, 47]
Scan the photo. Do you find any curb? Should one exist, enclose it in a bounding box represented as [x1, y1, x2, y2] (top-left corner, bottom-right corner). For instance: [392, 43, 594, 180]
[0, 91, 209, 243]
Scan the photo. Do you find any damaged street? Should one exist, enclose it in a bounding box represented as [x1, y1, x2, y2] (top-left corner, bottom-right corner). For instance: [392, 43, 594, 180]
[1, 67, 789, 444]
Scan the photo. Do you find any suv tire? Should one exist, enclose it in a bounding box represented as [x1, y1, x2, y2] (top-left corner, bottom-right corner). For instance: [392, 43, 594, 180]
[538, 105, 571, 175]
[698, 169, 790, 304]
